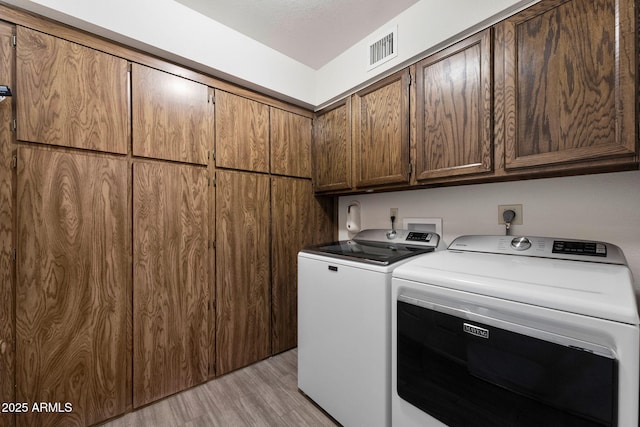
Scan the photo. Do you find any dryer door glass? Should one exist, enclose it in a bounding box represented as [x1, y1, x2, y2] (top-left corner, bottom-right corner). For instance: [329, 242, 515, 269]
[397, 300, 617, 427]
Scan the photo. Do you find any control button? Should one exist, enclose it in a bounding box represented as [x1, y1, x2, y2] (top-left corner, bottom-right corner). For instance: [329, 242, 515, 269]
[511, 236, 531, 251]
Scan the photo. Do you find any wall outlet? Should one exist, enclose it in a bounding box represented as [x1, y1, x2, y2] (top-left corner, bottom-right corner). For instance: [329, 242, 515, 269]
[498, 204, 523, 225]
[390, 208, 398, 218]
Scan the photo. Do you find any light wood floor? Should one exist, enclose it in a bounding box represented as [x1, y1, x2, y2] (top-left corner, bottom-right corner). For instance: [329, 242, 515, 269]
[101, 349, 338, 427]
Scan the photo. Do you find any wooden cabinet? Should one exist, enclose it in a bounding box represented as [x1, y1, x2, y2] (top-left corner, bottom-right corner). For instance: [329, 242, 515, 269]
[271, 177, 334, 354]
[352, 68, 411, 188]
[0, 21, 14, 427]
[215, 90, 269, 172]
[495, 0, 636, 172]
[132, 162, 209, 408]
[270, 108, 312, 178]
[216, 170, 270, 375]
[16, 147, 130, 427]
[132, 64, 213, 165]
[414, 29, 493, 182]
[312, 98, 352, 192]
[16, 26, 129, 154]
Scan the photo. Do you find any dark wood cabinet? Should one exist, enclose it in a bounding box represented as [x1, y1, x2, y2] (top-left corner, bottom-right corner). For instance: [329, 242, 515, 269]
[352, 68, 411, 188]
[16, 147, 130, 427]
[215, 90, 270, 173]
[312, 98, 352, 192]
[132, 162, 209, 408]
[216, 170, 271, 375]
[270, 108, 312, 178]
[16, 26, 129, 154]
[0, 21, 14, 427]
[495, 0, 637, 172]
[132, 64, 213, 165]
[413, 29, 493, 182]
[270, 177, 334, 354]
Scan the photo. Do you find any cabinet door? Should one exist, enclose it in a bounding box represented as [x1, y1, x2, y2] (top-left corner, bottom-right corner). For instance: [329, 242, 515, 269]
[271, 177, 308, 354]
[270, 108, 312, 178]
[496, 0, 636, 170]
[0, 21, 14, 427]
[352, 69, 410, 188]
[16, 147, 130, 427]
[312, 98, 352, 192]
[216, 170, 270, 375]
[415, 30, 492, 181]
[133, 162, 209, 408]
[215, 90, 269, 172]
[16, 26, 129, 154]
[132, 64, 213, 165]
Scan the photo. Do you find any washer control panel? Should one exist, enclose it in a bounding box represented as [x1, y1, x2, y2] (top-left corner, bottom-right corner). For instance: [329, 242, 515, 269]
[354, 229, 440, 247]
[449, 235, 626, 265]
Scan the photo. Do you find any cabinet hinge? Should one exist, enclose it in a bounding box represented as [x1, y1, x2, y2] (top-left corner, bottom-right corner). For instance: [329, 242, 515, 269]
[11, 35, 16, 48]
[11, 119, 16, 133]
[11, 155, 17, 169]
[209, 94, 215, 104]
[12, 248, 16, 262]
[408, 163, 412, 177]
[212, 149, 215, 161]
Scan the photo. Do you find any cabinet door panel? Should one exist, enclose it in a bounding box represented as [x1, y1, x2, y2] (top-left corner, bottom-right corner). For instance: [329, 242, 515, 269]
[0, 21, 14, 427]
[270, 108, 311, 178]
[16, 26, 129, 154]
[312, 99, 352, 192]
[352, 69, 410, 188]
[133, 162, 209, 408]
[415, 30, 492, 181]
[215, 90, 269, 172]
[132, 64, 212, 165]
[16, 147, 130, 427]
[216, 170, 270, 374]
[498, 0, 636, 169]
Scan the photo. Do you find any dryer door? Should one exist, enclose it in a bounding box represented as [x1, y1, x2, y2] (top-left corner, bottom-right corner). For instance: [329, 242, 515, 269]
[397, 299, 617, 427]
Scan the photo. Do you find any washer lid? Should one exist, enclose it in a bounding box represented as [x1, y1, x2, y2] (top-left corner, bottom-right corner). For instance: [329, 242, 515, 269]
[392, 250, 639, 325]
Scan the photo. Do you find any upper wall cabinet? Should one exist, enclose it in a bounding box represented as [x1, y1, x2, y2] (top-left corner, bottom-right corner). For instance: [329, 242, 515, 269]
[352, 68, 411, 188]
[312, 98, 352, 192]
[270, 107, 312, 178]
[16, 26, 129, 154]
[495, 0, 637, 171]
[132, 64, 213, 165]
[414, 29, 493, 182]
[215, 90, 270, 173]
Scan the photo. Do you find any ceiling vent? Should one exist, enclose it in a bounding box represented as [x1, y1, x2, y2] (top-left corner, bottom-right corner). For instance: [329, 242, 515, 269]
[367, 26, 398, 71]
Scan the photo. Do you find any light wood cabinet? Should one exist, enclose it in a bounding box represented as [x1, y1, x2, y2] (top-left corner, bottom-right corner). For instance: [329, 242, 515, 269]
[0, 21, 14, 427]
[495, 0, 636, 172]
[132, 162, 209, 408]
[312, 98, 352, 192]
[215, 90, 269, 172]
[132, 64, 213, 165]
[16, 26, 129, 154]
[216, 170, 270, 375]
[352, 68, 411, 188]
[16, 147, 130, 427]
[270, 108, 312, 178]
[414, 29, 493, 182]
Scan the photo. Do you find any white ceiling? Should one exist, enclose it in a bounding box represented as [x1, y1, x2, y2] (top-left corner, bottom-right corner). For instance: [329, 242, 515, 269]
[174, 0, 420, 70]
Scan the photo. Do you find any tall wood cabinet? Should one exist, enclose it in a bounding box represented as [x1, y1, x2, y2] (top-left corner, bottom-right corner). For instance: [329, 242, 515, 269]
[132, 162, 209, 408]
[413, 29, 493, 181]
[270, 108, 312, 178]
[16, 26, 129, 154]
[16, 148, 130, 427]
[352, 68, 411, 188]
[495, 0, 636, 172]
[215, 170, 271, 375]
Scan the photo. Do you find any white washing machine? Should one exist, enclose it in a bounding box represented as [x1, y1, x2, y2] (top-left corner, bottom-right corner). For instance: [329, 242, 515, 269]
[298, 229, 441, 427]
[391, 235, 640, 427]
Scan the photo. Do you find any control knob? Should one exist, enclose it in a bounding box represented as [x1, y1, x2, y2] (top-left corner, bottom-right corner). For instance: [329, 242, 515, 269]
[511, 236, 531, 251]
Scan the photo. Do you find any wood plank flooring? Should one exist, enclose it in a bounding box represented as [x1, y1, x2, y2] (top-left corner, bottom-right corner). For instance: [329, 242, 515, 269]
[101, 349, 338, 427]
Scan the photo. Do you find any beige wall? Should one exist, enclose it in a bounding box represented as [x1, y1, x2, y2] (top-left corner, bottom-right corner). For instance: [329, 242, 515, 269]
[338, 170, 640, 284]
